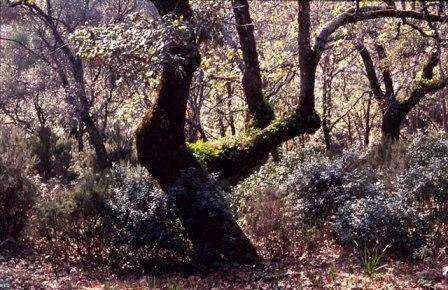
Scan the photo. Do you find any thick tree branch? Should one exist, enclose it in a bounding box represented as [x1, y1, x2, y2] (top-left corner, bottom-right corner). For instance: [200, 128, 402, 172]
[189, 110, 320, 186]
[314, 7, 448, 62]
[375, 44, 394, 98]
[232, 0, 274, 128]
[355, 42, 384, 99]
[402, 52, 448, 112]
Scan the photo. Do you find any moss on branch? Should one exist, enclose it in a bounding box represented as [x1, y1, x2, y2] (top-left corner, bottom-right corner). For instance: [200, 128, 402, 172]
[250, 98, 275, 129]
[187, 110, 321, 185]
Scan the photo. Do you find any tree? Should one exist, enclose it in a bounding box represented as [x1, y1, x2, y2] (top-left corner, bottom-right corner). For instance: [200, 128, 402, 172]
[232, 0, 274, 129]
[3, 0, 133, 169]
[73, 0, 448, 264]
[356, 42, 447, 143]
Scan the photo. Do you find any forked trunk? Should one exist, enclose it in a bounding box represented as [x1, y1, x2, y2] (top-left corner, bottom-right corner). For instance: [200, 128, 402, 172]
[136, 0, 259, 264]
[136, 54, 260, 264]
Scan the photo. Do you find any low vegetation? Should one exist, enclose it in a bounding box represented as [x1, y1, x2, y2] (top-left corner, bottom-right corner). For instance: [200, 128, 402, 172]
[1, 0, 448, 288]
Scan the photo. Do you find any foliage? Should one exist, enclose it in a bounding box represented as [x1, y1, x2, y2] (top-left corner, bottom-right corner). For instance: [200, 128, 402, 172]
[233, 135, 448, 257]
[334, 191, 428, 254]
[30, 126, 76, 183]
[2, 0, 448, 282]
[28, 164, 189, 273]
[105, 124, 135, 164]
[230, 148, 326, 258]
[71, 13, 196, 83]
[359, 244, 389, 277]
[0, 128, 37, 240]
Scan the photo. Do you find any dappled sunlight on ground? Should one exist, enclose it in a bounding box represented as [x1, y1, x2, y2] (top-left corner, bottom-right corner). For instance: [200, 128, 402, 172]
[1, 243, 447, 289]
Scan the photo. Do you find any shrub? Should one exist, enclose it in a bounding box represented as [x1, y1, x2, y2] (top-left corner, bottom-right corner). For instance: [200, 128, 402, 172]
[403, 134, 448, 210]
[283, 149, 431, 255]
[0, 128, 37, 240]
[106, 165, 189, 272]
[105, 123, 134, 164]
[334, 193, 428, 254]
[30, 126, 76, 184]
[231, 150, 331, 258]
[397, 133, 448, 258]
[28, 164, 189, 273]
[400, 160, 448, 220]
[233, 144, 441, 258]
[285, 151, 382, 224]
[231, 186, 305, 258]
[407, 133, 448, 167]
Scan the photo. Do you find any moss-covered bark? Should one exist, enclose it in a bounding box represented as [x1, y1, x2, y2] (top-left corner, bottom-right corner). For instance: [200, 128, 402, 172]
[188, 110, 321, 187]
[136, 60, 260, 265]
[136, 0, 260, 265]
[135, 0, 334, 265]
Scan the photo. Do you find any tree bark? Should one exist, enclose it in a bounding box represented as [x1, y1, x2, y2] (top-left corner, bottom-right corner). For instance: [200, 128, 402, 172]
[72, 60, 111, 169]
[137, 1, 448, 264]
[232, 0, 274, 129]
[298, 1, 318, 113]
[381, 101, 406, 142]
[187, 0, 322, 186]
[321, 55, 332, 150]
[136, 0, 260, 265]
[442, 95, 448, 133]
[364, 96, 372, 147]
[356, 41, 447, 145]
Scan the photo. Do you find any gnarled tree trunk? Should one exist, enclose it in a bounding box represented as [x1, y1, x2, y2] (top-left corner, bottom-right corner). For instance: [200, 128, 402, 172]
[381, 101, 406, 142]
[356, 42, 447, 146]
[136, 0, 259, 265]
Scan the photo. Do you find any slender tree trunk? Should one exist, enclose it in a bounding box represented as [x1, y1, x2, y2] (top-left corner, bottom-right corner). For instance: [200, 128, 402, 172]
[78, 121, 85, 152]
[232, 0, 274, 128]
[81, 111, 110, 169]
[442, 95, 448, 133]
[346, 115, 354, 144]
[321, 55, 332, 150]
[364, 97, 372, 147]
[72, 60, 110, 169]
[216, 93, 227, 138]
[227, 83, 237, 136]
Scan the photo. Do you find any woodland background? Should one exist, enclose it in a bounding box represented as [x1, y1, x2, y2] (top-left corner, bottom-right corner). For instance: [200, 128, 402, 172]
[0, 0, 448, 288]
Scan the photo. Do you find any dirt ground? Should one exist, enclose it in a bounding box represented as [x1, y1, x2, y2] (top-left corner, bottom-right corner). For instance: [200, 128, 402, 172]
[1, 243, 447, 289]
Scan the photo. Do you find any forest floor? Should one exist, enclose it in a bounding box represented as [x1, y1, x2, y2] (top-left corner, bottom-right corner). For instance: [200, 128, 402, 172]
[1, 243, 447, 289]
